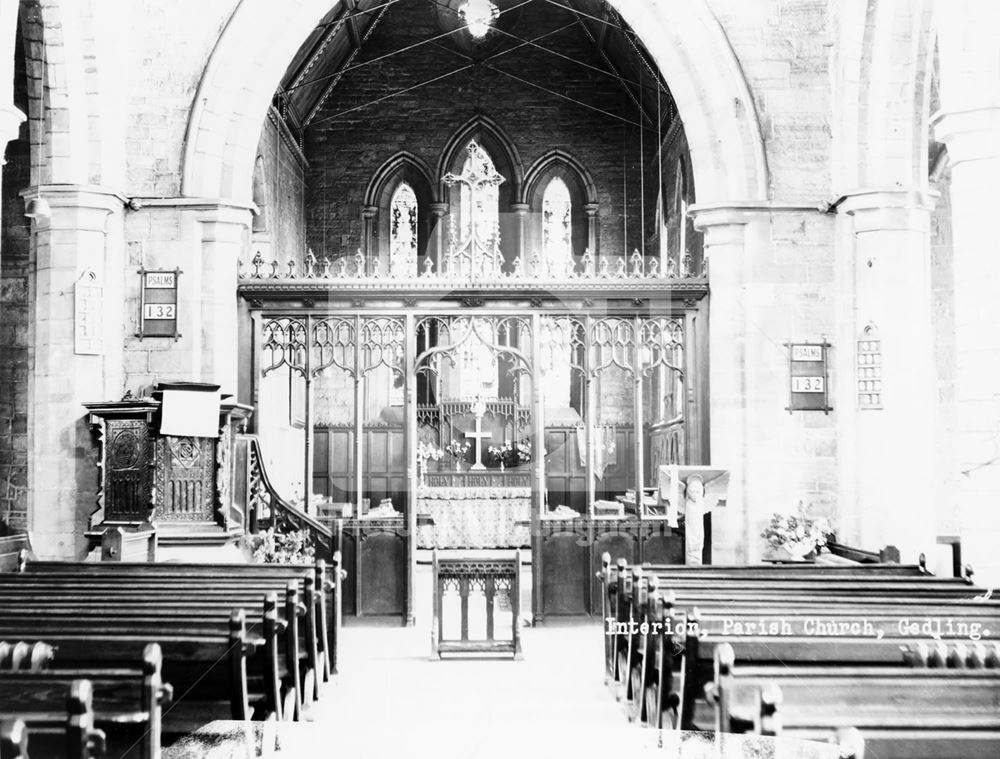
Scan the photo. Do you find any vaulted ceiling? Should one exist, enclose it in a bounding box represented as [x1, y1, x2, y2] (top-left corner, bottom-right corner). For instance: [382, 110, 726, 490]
[274, 0, 675, 142]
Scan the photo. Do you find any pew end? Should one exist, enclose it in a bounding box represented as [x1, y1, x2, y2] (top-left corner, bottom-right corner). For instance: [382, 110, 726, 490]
[832, 727, 866, 759]
[0, 719, 28, 759]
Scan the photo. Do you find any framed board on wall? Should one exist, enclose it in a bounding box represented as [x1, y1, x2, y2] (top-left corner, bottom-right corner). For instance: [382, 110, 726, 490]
[785, 340, 832, 413]
[137, 268, 181, 339]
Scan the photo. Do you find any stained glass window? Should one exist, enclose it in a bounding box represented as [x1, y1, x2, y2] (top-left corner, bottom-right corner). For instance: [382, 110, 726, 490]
[390, 182, 418, 275]
[542, 177, 572, 270]
[458, 142, 501, 243]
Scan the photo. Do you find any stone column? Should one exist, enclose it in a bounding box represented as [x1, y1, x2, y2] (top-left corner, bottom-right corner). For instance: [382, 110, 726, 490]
[0, 0, 25, 220]
[583, 202, 599, 256]
[198, 205, 252, 397]
[361, 205, 378, 275]
[690, 206, 756, 564]
[933, 109, 1000, 584]
[932, 0, 1000, 584]
[837, 190, 937, 564]
[22, 185, 126, 558]
[428, 201, 448, 272]
[510, 202, 528, 264]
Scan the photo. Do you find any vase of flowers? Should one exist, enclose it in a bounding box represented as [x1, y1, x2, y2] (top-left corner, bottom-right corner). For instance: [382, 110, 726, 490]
[487, 438, 533, 470]
[444, 440, 471, 472]
[760, 503, 833, 562]
[417, 441, 443, 487]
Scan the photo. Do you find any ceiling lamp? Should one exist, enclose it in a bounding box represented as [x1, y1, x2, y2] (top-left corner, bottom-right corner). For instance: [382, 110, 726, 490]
[459, 0, 499, 39]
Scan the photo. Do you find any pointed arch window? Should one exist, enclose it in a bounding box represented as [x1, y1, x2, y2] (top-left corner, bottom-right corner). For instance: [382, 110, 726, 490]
[542, 177, 572, 270]
[390, 182, 418, 275]
[458, 141, 501, 243]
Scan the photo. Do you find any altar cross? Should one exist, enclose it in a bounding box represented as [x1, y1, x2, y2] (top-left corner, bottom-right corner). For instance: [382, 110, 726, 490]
[465, 401, 492, 470]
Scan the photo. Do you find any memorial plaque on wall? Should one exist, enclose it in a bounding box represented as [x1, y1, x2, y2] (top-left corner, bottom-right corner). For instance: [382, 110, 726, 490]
[785, 341, 831, 413]
[74, 272, 104, 355]
[138, 269, 180, 338]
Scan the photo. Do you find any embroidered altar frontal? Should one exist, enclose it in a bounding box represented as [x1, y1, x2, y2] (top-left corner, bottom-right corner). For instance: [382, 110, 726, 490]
[417, 486, 531, 549]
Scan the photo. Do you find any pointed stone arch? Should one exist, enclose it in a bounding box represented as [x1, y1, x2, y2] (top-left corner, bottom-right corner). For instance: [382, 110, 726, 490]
[180, 0, 768, 207]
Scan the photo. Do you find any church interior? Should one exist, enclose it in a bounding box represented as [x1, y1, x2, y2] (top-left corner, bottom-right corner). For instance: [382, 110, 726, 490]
[0, 0, 999, 756]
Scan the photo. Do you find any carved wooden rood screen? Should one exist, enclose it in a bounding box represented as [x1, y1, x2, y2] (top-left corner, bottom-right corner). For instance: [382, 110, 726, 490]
[241, 139, 708, 623]
[247, 303, 705, 621]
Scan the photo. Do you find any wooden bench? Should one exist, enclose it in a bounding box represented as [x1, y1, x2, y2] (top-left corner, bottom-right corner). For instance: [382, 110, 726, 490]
[18, 556, 343, 681]
[0, 534, 31, 573]
[0, 610, 263, 727]
[0, 680, 105, 759]
[0, 579, 311, 723]
[598, 556, 1000, 740]
[706, 642, 1000, 759]
[0, 718, 29, 759]
[601, 558, 993, 694]
[0, 643, 170, 759]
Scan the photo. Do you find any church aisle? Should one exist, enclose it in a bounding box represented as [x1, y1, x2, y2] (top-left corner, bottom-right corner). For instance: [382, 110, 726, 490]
[282, 558, 664, 755]
[282, 621, 663, 758]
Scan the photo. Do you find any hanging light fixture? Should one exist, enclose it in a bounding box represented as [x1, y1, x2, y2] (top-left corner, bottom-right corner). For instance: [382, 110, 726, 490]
[458, 0, 499, 39]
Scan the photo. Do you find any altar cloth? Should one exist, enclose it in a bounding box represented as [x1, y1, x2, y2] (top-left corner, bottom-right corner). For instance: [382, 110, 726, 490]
[417, 486, 531, 548]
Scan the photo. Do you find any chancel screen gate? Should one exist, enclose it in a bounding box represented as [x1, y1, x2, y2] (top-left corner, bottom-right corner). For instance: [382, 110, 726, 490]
[241, 141, 709, 623]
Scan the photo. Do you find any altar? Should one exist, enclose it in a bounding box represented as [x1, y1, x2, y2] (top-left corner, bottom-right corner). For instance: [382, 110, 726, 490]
[417, 486, 531, 549]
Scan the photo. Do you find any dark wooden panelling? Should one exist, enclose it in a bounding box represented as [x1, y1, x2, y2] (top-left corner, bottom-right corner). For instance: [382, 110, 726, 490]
[313, 427, 405, 507]
[542, 533, 589, 616]
[359, 532, 406, 615]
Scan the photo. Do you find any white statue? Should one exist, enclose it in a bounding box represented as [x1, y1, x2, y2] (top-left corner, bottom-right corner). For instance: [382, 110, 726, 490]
[658, 465, 730, 565]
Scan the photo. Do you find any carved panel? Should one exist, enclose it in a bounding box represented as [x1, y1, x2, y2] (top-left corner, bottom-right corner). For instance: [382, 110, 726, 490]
[216, 420, 233, 527]
[155, 435, 215, 521]
[104, 419, 152, 522]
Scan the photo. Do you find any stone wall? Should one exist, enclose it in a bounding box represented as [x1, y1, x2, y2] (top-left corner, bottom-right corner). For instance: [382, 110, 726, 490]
[251, 111, 307, 262]
[303, 0, 651, 262]
[0, 30, 30, 530]
[710, 0, 832, 202]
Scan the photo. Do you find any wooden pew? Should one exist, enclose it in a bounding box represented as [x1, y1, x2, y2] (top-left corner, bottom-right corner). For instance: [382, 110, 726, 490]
[0, 642, 53, 671]
[0, 587, 298, 724]
[13, 558, 340, 683]
[706, 643, 1000, 759]
[0, 643, 170, 759]
[0, 719, 29, 759]
[599, 557, 993, 695]
[0, 575, 319, 717]
[0, 534, 31, 573]
[0, 680, 107, 759]
[599, 557, 1000, 732]
[18, 556, 342, 684]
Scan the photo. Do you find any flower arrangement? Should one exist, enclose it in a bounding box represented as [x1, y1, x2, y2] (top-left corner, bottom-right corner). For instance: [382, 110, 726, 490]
[443, 439, 472, 463]
[486, 438, 532, 468]
[244, 527, 316, 565]
[417, 441, 444, 463]
[761, 503, 833, 558]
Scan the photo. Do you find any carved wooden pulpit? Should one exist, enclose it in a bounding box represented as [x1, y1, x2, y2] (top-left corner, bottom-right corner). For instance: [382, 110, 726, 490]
[84, 384, 253, 552]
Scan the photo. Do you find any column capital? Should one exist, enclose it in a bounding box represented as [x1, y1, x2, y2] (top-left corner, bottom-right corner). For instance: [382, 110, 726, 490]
[510, 202, 529, 216]
[582, 202, 599, 217]
[932, 107, 1000, 165]
[361, 204, 379, 220]
[21, 184, 127, 231]
[428, 202, 449, 217]
[689, 203, 769, 246]
[836, 188, 936, 233]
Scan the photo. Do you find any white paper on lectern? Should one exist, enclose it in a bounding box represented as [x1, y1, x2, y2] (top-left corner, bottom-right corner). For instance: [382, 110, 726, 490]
[159, 390, 220, 438]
